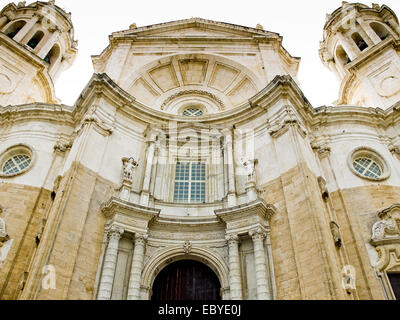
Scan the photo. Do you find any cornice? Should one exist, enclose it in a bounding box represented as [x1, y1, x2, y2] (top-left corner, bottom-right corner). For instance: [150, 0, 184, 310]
[101, 196, 160, 220]
[3, 72, 400, 134]
[112, 18, 279, 39]
[215, 199, 276, 222]
[0, 103, 75, 125]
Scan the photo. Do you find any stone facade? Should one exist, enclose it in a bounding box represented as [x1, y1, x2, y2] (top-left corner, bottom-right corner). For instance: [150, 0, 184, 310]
[0, 1, 400, 300]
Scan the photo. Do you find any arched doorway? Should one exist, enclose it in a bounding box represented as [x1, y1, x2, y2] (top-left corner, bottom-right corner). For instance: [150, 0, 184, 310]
[151, 259, 221, 300]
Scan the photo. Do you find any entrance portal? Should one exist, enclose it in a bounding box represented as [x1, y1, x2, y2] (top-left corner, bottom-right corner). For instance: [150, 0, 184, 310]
[151, 259, 221, 300]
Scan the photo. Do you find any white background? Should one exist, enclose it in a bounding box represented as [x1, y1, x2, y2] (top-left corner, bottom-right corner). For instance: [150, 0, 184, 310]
[7, 0, 400, 107]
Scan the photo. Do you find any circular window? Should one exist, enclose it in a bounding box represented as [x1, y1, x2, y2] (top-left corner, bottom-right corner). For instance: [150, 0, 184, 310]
[348, 147, 390, 181]
[182, 108, 203, 117]
[0, 145, 34, 178]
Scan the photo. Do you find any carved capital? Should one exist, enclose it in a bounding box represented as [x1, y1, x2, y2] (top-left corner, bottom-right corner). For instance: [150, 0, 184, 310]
[106, 226, 123, 242]
[225, 234, 239, 245]
[311, 140, 331, 158]
[135, 233, 148, 245]
[389, 144, 400, 156]
[249, 227, 267, 241]
[54, 140, 73, 153]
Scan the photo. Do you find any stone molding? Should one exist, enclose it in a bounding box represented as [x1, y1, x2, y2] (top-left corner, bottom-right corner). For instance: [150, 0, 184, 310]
[75, 107, 114, 137]
[161, 90, 225, 111]
[101, 197, 160, 235]
[216, 199, 276, 236]
[267, 107, 307, 139]
[140, 245, 230, 299]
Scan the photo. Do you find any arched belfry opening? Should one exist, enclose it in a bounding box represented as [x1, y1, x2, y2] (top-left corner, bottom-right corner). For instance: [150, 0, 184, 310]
[151, 259, 221, 300]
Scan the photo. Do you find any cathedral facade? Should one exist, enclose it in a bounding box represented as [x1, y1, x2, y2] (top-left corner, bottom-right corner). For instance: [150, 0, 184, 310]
[0, 0, 400, 300]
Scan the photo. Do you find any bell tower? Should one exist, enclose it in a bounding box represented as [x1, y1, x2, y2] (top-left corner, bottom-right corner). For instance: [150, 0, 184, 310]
[0, 0, 77, 105]
[320, 2, 400, 109]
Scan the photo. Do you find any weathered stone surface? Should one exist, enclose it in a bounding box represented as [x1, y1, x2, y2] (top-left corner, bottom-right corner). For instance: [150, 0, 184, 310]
[1, 1, 400, 301]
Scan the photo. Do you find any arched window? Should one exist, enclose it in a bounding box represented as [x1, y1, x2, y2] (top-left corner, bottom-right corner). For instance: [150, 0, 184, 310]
[370, 22, 390, 41]
[336, 45, 351, 65]
[27, 31, 44, 49]
[351, 32, 368, 51]
[4, 20, 26, 39]
[44, 44, 60, 65]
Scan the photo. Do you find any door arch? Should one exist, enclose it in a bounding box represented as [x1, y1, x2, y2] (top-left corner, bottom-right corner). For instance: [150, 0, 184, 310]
[151, 259, 221, 300]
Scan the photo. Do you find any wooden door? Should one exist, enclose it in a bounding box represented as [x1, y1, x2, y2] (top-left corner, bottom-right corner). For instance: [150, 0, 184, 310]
[152, 259, 221, 300]
[388, 273, 400, 300]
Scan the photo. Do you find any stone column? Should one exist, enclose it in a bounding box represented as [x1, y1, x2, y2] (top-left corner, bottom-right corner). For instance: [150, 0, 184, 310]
[97, 227, 123, 300]
[127, 233, 148, 300]
[337, 32, 359, 60]
[13, 14, 39, 42]
[249, 228, 269, 300]
[155, 146, 167, 201]
[223, 129, 237, 207]
[264, 228, 276, 299]
[386, 17, 400, 37]
[356, 17, 381, 45]
[37, 29, 60, 59]
[140, 139, 156, 206]
[226, 234, 242, 300]
[0, 16, 8, 30]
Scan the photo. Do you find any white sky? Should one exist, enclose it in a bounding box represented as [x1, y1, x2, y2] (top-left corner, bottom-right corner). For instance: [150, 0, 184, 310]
[17, 0, 400, 107]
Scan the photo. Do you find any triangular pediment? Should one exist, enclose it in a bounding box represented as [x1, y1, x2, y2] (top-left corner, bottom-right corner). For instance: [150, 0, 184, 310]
[143, 26, 247, 38]
[113, 18, 279, 40]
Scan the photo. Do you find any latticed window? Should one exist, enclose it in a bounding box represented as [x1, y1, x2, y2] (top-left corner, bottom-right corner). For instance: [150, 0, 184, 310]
[182, 108, 203, 117]
[173, 162, 206, 203]
[352, 157, 382, 179]
[2, 154, 31, 176]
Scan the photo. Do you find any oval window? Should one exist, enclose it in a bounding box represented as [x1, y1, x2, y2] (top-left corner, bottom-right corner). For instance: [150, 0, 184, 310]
[0, 145, 34, 178]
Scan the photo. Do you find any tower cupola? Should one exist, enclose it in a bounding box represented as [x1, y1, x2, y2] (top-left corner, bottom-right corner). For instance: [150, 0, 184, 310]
[320, 2, 400, 108]
[0, 1, 77, 105]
